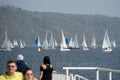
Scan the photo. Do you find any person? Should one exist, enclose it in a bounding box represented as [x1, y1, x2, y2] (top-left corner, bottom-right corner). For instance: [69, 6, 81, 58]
[0, 60, 23, 80]
[16, 54, 28, 73]
[39, 56, 53, 80]
[24, 67, 38, 80]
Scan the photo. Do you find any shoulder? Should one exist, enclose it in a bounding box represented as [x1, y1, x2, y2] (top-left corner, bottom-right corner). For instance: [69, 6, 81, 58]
[16, 60, 23, 64]
[15, 71, 22, 73]
[15, 72, 23, 75]
[0, 72, 23, 80]
[15, 72, 23, 79]
[17, 60, 25, 63]
[0, 73, 6, 79]
[50, 64, 53, 68]
[17, 61, 27, 66]
[41, 64, 47, 69]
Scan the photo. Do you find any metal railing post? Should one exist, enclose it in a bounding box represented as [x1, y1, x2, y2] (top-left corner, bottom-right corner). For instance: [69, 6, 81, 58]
[96, 69, 99, 80]
[63, 67, 120, 80]
[109, 72, 112, 80]
[66, 69, 69, 80]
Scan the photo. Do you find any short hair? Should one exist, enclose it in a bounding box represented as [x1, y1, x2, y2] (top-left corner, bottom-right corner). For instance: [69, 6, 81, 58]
[7, 60, 17, 66]
[43, 56, 51, 64]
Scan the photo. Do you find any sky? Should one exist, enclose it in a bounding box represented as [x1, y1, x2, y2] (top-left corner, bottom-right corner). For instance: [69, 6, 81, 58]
[0, 0, 120, 17]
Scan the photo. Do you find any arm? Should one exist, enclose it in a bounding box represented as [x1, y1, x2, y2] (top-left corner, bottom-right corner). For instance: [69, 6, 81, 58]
[39, 71, 43, 80]
[51, 72, 53, 79]
[51, 67, 53, 79]
[39, 64, 46, 80]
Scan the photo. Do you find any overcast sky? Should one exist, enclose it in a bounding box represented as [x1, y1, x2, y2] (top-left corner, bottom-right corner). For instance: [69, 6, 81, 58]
[0, 0, 120, 17]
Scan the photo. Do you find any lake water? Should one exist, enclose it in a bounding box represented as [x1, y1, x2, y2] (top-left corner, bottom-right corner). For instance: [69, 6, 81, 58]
[0, 47, 120, 80]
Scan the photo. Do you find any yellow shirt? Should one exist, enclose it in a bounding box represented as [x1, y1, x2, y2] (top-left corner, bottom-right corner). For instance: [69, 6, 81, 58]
[0, 72, 23, 80]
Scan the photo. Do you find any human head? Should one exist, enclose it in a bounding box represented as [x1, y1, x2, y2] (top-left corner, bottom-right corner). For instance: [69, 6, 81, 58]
[17, 54, 24, 60]
[24, 68, 34, 80]
[43, 56, 51, 64]
[7, 60, 17, 75]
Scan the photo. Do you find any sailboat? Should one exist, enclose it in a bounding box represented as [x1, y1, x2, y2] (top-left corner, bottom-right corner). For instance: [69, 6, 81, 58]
[69, 34, 79, 49]
[73, 34, 79, 48]
[0, 30, 12, 51]
[48, 33, 55, 49]
[111, 40, 116, 48]
[102, 29, 112, 52]
[69, 37, 74, 48]
[35, 37, 41, 47]
[23, 41, 27, 47]
[60, 30, 70, 51]
[81, 33, 89, 51]
[35, 37, 41, 52]
[41, 32, 48, 49]
[54, 38, 58, 47]
[19, 40, 24, 48]
[13, 40, 18, 47]
[90, 35, 96, 49]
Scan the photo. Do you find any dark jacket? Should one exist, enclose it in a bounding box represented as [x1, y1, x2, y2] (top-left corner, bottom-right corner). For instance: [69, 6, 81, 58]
[16, 60, 27, 73]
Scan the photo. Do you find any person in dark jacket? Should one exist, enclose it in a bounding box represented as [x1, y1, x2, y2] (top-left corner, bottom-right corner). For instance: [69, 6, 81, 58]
[39, 56, 53, 80]
[16, 54, 28, 73]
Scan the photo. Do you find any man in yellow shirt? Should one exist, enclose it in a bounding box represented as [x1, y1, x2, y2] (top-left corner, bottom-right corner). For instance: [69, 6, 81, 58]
[0, 60, 23, 80]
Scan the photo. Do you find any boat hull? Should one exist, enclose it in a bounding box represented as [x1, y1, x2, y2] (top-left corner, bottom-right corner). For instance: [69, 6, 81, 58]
[60, 48, 71, 51]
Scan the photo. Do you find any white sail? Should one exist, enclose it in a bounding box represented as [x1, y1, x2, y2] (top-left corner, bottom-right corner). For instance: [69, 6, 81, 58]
[23, 41, 27, 47]
[81, 33, 89, 50]
[42, 32, 48, 49]
[13, 40, 18, 46]
[69, 37, 74, 48]
[90, 35, 96, 48]
[48, 33, 55, 49]
[54, 38, 58, 47]
[60, 30, 70, 51]
[73, 34, 79, 48]
[9, 40, 14, 48]
[19, 40, 24, 48]
[111, 40, 116, 48]
[102, 29, 112, 52]
[1, 30, 12, 51]
[69, 34, 79, 49]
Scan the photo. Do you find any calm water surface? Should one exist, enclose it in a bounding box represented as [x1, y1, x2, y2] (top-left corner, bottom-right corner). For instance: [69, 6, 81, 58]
[0, 47, 120, 80]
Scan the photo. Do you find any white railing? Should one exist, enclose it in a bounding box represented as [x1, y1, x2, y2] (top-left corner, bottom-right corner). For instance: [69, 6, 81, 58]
[70, 74, 89, 80]
[63, 67, 120, 80]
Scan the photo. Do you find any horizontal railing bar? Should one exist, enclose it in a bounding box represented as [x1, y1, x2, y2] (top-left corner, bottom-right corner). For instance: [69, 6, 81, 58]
[63, 67, 120, 73]
[97, 68, 120, 73]
[63, 67, 98, 70]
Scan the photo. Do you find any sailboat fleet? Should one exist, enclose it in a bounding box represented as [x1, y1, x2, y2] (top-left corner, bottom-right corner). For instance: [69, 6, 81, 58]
[1, 30, 12, 51]
[35, 31, 58, 50]
[0, 30, 27, 51]
[34, 29, 116, 52]
[0, 29, 116, 52]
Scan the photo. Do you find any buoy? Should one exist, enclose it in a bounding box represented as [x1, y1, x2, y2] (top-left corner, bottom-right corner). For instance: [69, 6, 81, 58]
[37, 47, 41, 52]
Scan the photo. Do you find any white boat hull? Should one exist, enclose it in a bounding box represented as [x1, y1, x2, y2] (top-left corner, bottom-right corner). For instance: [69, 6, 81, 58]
[103, 48, 112, 52]
[60, 48, 70, 51]
[83, 47, 90, 51]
